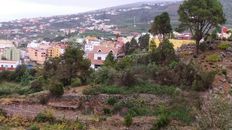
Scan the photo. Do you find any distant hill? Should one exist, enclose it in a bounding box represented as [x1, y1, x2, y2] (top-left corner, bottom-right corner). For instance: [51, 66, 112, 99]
[89, 1, 182, 33]
[0, 0, 231, 40]
[80, 0, 231, 32]
[221, 0, 232, 27]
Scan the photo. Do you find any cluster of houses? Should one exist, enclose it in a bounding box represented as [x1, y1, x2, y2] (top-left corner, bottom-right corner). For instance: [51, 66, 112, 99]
[84, 36, 126, 69]
[0, 40, 68, 71]
[0, 30, 197, 71]
[27, 41, 67, 64]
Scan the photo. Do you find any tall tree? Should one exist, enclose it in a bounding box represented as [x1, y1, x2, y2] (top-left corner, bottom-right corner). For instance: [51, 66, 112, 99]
[104, 51, 116, 67]
[178, 0, 226, 54]
[43, 47, 91, 86]
[124, 38, 139, 55]
[139, 34, 150, 51]
[150, 12, 172, 38]
[152, 39, 177, 64]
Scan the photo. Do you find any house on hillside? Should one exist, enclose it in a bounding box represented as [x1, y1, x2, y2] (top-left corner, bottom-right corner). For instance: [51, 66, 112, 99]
[86, 40, 124, 69]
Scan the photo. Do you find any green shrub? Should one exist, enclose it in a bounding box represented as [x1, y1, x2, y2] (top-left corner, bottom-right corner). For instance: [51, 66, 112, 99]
[93, 67, 117, 85]
[218, 42, 231, 50]
[83, 85, 124, 95]
[124, 114, 133, 127]
[0, 71, 14, 81]
[42, 121, 87, 130]
[193, 71, 216, 91]
[113, 100, 154, 117]
[83, 84, 177, 96]
[206, 54, 221, 62]
[119, 69, 137, 87]
[132, 84, 177, 96]
[71, 78, 82, 87]
[151, 113, 170, 130]
[35, 109, 55, 123]
[107, 97, 118, 105]
[116, 56, 134, 70]
[100, 86, 124, 94]
[0, 82, 31, 97]
[169, 61, 179, 69]
[29, 124, 40, 130]
[103, 108, 111, 115]
[49, 81, 64, 97]
[30, 79, 43, 92]
[169, 106, 193, 124]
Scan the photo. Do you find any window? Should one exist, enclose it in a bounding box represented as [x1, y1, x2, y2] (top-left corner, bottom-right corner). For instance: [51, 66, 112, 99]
[11, 65, 13, 68]
[97, 57, 102, 60]
[98, 50, 102, 53]
[1, 65, 3, 68]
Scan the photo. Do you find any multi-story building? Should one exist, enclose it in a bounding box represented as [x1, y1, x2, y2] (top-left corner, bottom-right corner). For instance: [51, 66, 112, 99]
[0, 40, 15, 55]
[27, 42, 67, 64]
[2, 47, 21, 61]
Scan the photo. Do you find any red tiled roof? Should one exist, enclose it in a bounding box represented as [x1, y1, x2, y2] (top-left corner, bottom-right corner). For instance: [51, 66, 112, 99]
[87, 52, 104, 65]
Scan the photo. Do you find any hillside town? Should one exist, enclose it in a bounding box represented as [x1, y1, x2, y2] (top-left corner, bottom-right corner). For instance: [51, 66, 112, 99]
[1, 24, 231, 71]
[0, 0, 232, 130]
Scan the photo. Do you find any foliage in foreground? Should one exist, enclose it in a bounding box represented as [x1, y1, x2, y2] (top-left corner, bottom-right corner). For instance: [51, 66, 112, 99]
[35, 109, 55, 123]
[197, 95, 232, 130]
[83, 83, 178, 96]
[48, 81, 64, 97]
[0, 82, 32, 97]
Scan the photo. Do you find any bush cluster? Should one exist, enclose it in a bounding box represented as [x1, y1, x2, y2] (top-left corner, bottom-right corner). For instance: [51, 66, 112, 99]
[48, 81, 64, 97]
[206, 54, 221, 62]
[218, 42, 231, 50]
[35, 109, 55, 123]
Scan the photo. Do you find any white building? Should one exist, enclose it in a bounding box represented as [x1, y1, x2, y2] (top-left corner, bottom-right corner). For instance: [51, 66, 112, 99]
[0, 60, 20, 71]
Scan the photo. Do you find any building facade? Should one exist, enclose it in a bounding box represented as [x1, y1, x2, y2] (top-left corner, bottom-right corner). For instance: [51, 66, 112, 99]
[2, 47, 20, 61]
[0, 60, 20, 71]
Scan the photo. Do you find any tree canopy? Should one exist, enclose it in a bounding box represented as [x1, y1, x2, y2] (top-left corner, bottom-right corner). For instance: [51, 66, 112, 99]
[124, 38, 139, 55]
[139, 34, 150, 51]
[178, 0, 226, 53]
[150, 12, 172, 37]
[43, 47, 91, 86]
[104, 51, 116, 67]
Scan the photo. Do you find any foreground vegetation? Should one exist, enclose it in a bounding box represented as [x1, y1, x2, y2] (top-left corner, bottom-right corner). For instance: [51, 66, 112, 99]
[0, 0, 231, 129]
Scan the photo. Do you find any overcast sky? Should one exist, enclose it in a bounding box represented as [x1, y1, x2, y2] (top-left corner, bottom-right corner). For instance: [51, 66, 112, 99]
[0, 0, 178, 22]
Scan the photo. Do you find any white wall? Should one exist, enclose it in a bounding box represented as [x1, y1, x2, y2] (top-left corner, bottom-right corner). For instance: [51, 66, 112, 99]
[0, 61, 19, 68]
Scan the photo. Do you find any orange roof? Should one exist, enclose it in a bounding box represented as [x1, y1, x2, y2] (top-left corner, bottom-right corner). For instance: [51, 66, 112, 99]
[87, 52, 104, 65]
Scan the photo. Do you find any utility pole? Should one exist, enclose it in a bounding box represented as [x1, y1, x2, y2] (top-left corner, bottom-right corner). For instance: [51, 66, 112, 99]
[133, 16, 136, 28]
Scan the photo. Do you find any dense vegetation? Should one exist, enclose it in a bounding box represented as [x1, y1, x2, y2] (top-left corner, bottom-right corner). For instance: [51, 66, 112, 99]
[0, 0, 232, 129]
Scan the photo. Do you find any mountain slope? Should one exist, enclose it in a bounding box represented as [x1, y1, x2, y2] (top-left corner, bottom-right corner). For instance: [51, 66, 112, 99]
[221, 0, 232, 27]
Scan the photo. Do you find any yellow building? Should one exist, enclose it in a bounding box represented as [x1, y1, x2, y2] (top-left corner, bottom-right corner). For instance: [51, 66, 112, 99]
[149, 38, 195, 50]
[51, 45, 62, 58]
